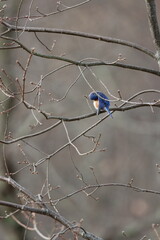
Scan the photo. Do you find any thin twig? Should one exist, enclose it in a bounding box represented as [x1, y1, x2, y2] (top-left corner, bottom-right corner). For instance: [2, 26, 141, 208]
[0, 120, 61, 144]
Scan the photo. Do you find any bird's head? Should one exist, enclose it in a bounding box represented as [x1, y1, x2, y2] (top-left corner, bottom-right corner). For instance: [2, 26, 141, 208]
[88, 92, 99, 101]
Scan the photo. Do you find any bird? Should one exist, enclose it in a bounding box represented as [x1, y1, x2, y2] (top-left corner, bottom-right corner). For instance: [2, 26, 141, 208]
[89, 91, 113, 118]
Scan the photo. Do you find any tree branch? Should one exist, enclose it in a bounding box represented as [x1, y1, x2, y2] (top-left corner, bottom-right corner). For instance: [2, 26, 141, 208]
[1, 20, 155, 59]
[1, 176, 160, 239]
[53, 182, 160, 204]
[0, 176, 104, 240]
[145, 0, 160, 66]
[0, 88, 159, 145]
[1, 35, 160, 76]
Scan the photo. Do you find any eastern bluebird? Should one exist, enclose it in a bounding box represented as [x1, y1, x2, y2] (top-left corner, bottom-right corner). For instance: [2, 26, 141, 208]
[89, 91, 113, 118]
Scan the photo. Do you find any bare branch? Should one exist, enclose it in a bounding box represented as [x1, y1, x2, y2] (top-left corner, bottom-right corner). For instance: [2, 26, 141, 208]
[1, 35, 160, 77]
[1, 2, 160, 239]
[1, 20, 155, 59]
[145, 0, 160, 67]
[36, 0, 92, 19]
[0, 121, 61, 144]
[145, 0, 160, 51]
[0, 175, 104, 240]
[52, 182, 160, 204]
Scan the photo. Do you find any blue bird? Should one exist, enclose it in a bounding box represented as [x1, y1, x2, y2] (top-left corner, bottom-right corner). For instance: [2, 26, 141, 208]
[89, 91, 113, 118]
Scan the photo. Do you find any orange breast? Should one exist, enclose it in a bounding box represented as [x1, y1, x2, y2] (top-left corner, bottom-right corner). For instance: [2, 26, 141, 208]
[93, 100, 99, 110]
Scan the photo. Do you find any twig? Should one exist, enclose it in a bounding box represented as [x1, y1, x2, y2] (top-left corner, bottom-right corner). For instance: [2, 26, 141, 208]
[35, 0, 92, 20]
[52, 182, 160, 204]
[34, 32, 56, 52]
[152, 224, 160, 240]
[0, 120, 61, 144]
[22, 49, 34, 101]
[62, 120, 100, 156]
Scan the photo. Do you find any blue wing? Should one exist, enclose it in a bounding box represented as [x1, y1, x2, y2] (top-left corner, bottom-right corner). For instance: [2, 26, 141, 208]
[97, 92, 113, 118]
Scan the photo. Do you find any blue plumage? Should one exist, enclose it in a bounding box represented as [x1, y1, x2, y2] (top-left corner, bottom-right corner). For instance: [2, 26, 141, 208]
[89, 91, 113, 118]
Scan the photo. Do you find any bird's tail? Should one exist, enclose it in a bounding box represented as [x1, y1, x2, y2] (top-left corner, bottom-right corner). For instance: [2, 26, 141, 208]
[105, 107, 113, 119]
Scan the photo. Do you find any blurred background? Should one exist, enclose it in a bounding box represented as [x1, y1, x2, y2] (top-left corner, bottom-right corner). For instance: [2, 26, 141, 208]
[0, 0, 160, 239]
